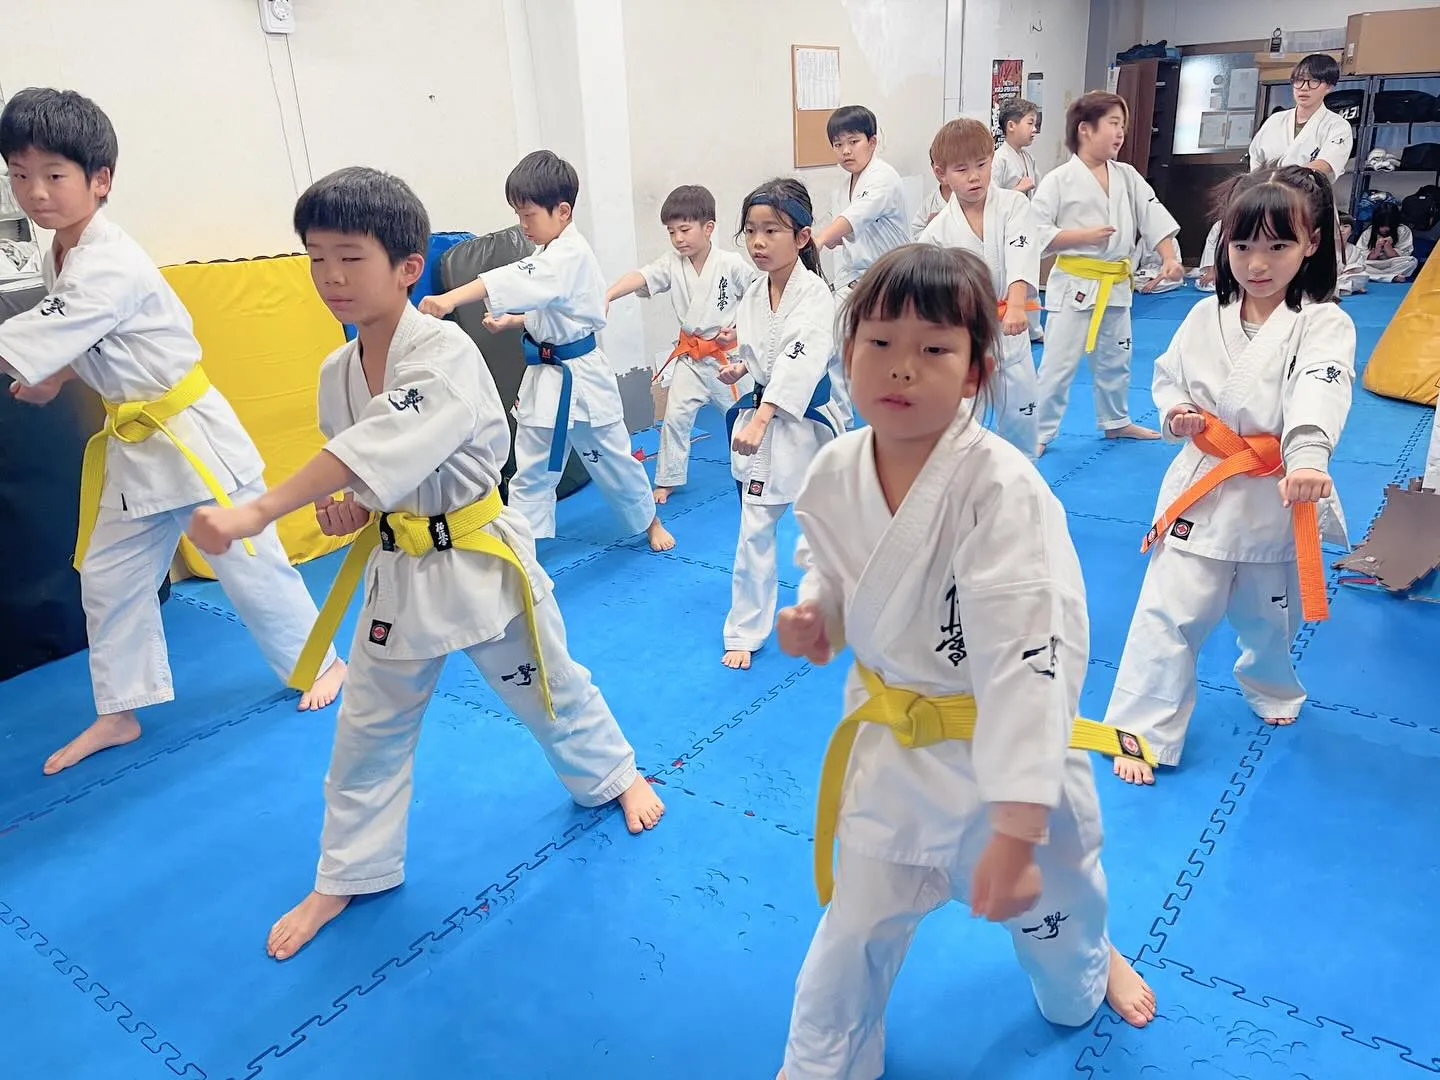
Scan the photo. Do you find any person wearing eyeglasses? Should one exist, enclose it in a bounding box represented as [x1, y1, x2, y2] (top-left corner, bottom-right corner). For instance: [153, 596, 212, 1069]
[1247, 54, 1353, 179]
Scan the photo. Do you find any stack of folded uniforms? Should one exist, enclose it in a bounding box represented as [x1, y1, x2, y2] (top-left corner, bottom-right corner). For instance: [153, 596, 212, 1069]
[1367, 148, 1402, 172]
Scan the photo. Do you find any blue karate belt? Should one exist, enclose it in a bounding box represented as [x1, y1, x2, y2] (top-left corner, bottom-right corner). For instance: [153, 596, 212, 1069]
[522, 331, 597, 472]
[725, 376, 839, 497]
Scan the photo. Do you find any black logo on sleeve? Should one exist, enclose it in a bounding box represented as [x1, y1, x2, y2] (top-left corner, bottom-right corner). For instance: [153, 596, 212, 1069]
[389, 388, 424, 412]
[1021, 636, 1058, 679]
[39, 296, 66, 316]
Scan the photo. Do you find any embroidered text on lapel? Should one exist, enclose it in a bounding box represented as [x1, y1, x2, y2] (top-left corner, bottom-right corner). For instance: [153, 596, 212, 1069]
[717, 277, 730, 310]
[39, 296, 66, 316]
[936, 582, 967, 666]
[389, 388, 424, 412]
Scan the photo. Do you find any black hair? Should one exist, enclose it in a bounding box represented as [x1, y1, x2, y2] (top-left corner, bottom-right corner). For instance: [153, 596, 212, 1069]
[827, 105, 878, 143]
[294, 167, 430, 272]
[660, 184, 716, 225]
[0, 87, 118, 201]
[737, 177, 823, 278]
[1368, 201, 1403, 237]
[1065, 91, 1128, 154]
[840, 245, 1000, 424]
[998, 98, 1039, 136]
[1338, 211, 1354, 227]
[1214, 165, 1337, 308]
[504, 150, 579, 212]
[1291, 53, 1341, 88]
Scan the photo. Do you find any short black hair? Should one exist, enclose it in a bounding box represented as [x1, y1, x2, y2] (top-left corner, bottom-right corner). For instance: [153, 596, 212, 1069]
[1292, 53, 1341, 88]
[998, 99, 1039, 134]
[660, 185, 716, 225]
[505, 150, 579, 212]
[293, 167, 430, 268]
[0, 87, 118, 182]
[827, 105, 878, 143]
[1215, 165, 1338, 308]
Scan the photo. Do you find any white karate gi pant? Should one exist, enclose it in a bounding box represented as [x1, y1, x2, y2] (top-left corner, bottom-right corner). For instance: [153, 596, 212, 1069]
[991, 344, 1041, 461]
[1424, 406, 1440, 492]
[1105, 543, 1306, 767]
[723, 501, 787, 652]
[510, 419, 657, 540]
[784, 784, 1111, 1079]
[81, 477, 335, 715]
[655, 360, 739, 489]
[1034, 305, 1135, 448]
[1364, 255, 1418, 282]
[314, 595, 638, 895]
[1028, 307, 1044, 342]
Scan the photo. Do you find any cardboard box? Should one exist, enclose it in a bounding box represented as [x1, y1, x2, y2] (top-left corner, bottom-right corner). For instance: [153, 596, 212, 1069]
[1345, 10, 1440, 77]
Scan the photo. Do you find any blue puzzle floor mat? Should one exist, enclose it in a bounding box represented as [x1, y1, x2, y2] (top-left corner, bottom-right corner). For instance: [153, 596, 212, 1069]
[2, 284, 1435, 1078]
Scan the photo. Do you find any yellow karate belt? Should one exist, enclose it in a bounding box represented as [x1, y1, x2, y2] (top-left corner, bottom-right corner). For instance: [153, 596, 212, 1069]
[287, 488, 554, 720]
[74, 365, 255, 570]
[812, 663, 1156, 905]
[1055, 254, 1132, 355]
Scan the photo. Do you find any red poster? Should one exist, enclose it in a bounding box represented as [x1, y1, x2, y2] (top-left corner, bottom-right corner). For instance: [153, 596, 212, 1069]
[991, 59, 1023, 140]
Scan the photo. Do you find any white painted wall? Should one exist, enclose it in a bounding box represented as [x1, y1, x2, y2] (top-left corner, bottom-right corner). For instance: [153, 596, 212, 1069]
[1142, 0, 1436, 47]
[619, 0, 946, 366]
[953, 0, 1095, 172]
[0, 0, 520, 264]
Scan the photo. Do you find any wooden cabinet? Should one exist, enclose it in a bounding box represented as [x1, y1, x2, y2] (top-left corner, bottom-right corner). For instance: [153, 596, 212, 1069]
[1115, 57, 1181, 202]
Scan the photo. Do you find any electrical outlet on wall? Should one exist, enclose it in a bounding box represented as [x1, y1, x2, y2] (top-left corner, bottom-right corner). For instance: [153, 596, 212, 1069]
[259, 0, 295, 34]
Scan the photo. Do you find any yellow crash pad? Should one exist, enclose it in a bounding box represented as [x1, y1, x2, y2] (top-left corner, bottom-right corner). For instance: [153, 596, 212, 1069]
[160, 255, 352, 578]
[1363, 252, 1440, 406]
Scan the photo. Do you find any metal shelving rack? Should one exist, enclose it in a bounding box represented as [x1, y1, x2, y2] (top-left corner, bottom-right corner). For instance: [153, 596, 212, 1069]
[1347, 72, 1440, 220]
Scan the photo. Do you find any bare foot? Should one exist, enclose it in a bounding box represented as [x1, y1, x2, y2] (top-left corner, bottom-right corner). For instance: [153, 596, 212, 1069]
[1106, 945, 1156, 1027]
[653, 486, 674, 505]
[43, 712, 142, 775]
[299, 658, 347, 711]
[647, 517, 676, 552]
[1113, 757, 1155, 785]
[1105, 423, 1161, 441]
[266, 891, 352, 960]
[721, 649, 752, 670]
[1035, 442, 1048, 458]
[617, 775, 665, 833]
[1264, 716, 1297, 726]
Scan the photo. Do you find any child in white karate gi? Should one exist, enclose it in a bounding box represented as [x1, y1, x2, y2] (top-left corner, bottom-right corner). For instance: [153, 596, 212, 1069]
[419, 151, 674, 552]
[606, 184, 757, 503]
[1031, 92, 1184, 455]
[994, 98, 1047, 342]
[719, 178, 849, 672]
[1356, 202, 1419, 283]
[0, 87, 345, 776]
[188, 167, 664, 960]
[1248, 55, 1353, 181]
[1337, 212, 1369, 294]
[917, 117, 1042, 457]
[812, 105, 910, 297]
[774, 245, 1155, 1080]
[909, 145, 950, 239]
[1106, 166, 1353, 786]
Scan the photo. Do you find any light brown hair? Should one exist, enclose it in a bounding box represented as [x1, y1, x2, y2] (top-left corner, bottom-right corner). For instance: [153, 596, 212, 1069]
[929, 118, 995, 170]
[1065, 91, 1128, 153]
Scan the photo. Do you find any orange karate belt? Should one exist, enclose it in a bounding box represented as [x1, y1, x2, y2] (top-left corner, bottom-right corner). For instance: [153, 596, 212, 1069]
[1141, 411, 1329, 622]
[997, 299, 1042, 318]
[653, 330, 739, 400]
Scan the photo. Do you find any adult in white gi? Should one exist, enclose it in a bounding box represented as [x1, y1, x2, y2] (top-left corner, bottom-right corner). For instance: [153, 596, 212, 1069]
[1105, 297, 1353, 781]
[919, 187, 1043, 457]
[778, 417, 1151, 1080]
[1031, 154, 1182, 450]
[722, 265, 846, 667]
[1249, 106, 1353, 175]
[0, 209, 343, 774]
[631, 245, 757, 493]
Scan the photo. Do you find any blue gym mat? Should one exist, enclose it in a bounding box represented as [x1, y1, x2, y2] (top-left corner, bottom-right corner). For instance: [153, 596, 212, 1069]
[1, 283, 1434, 1079]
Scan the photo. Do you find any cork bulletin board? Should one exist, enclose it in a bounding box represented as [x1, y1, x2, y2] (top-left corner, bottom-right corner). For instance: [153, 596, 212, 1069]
[792, 44, 842, 168]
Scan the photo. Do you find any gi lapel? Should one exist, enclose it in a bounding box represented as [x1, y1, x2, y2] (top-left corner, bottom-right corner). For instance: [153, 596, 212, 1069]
[682, 250, 719, 331]
[846, 414, 979, 633]
[1215, 301, 1298, 423]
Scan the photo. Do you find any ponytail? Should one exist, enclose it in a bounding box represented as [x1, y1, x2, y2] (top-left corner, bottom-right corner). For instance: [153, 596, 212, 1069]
[799, 237, 823, 277]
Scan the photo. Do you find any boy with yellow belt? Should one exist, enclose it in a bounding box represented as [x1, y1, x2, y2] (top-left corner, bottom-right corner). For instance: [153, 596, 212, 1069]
[0, 87, 345, 776]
